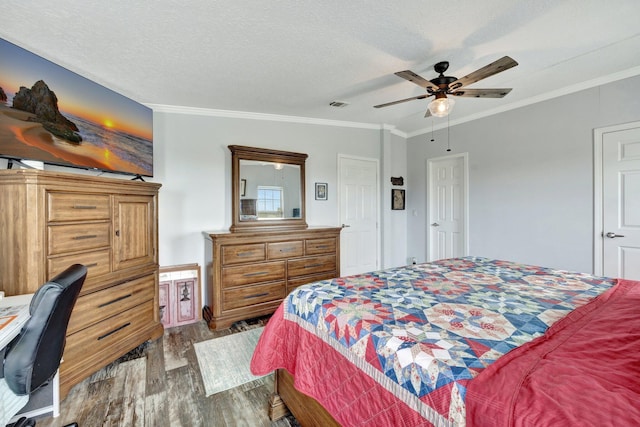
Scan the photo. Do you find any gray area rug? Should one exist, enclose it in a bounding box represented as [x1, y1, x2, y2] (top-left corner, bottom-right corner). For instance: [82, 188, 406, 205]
[194, 327, 267, 396]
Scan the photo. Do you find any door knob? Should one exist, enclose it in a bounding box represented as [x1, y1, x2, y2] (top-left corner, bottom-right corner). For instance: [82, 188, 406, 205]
[431, 223, 439, 227]
[341, 224, 351, 228]
[605, 232, 625, 238]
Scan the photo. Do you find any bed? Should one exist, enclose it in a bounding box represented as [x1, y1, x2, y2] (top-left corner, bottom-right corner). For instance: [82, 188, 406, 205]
[250, 257, 640, 426]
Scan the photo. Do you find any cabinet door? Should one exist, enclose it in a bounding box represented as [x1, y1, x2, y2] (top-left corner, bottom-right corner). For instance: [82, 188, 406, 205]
[175, 278, 198, 325]
[113, 194, 156, 271]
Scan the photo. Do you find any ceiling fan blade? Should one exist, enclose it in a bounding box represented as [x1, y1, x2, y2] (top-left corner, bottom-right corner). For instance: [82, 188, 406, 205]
[448, 56, 518, 90]
[450, 88, 512, 98]
[395, 70, 440, 91]
[374, 94, 431, 108]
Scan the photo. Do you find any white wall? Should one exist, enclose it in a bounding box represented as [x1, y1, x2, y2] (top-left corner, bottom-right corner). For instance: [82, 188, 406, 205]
[0, 108, 410, 300]
[5, 75, 638, 278]
[152, 112, 408, 277]
[381, 129, 408, 267]
[406, 74, 640, 274]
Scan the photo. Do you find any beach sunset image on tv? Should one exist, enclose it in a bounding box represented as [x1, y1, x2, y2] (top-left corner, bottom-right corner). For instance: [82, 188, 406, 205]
[0, 37, 153, 177]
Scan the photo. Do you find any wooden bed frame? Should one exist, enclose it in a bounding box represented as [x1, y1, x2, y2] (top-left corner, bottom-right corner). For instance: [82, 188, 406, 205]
[269, 369, 340, 427]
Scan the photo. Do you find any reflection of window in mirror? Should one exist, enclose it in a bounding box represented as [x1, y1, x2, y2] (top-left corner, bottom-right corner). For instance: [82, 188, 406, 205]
[239, 160, 301, 220]
[257, 186, 283, 218]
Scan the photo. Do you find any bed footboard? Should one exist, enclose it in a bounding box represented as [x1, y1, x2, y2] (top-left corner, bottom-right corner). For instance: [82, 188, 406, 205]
[270, 369, 340, 427]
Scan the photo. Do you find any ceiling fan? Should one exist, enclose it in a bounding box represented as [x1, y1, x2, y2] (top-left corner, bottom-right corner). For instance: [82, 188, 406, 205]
[374, 56, 518, 117]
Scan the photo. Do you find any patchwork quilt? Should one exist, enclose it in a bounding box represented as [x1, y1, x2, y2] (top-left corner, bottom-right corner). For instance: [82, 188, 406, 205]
[466, 277, 640, 426]
[251, 257, 616, 426]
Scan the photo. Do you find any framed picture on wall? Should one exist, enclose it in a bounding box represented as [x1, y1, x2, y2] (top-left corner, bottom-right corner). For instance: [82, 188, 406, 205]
[240, 179, 246, 196]
[315, 182, 328, 200]
[392, 189, 405, 210]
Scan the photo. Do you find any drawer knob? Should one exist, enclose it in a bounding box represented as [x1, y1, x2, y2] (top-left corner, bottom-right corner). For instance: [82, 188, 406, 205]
[305, 263, 322, 269]
[97, 322, 131, 340]
[73, 234, 98, 240]
[72, 205, 97, 210]
[243, 271, 268, 277]
[244, 292, 269, 299]
[98, 293, 133, 308]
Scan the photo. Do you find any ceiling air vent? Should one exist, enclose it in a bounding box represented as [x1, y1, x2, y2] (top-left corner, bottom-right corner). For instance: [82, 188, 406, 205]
[329, 101, 349, 108]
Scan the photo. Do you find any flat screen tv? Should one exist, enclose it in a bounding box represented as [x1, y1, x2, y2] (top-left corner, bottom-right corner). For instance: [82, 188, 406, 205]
[0, 37, 153, 177]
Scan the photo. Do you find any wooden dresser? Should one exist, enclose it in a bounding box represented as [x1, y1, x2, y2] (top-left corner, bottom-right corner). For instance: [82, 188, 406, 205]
[204, 227, 341, 330]
[0, 170, 162, 398]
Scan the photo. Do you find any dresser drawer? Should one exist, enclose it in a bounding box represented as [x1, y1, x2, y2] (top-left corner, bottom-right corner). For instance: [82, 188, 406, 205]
[48, 222, 111, 255]
[67, 274, 155, 335]
[287, 272, 336, 293]
[47, 192, 111, 222]
[223, 282, 286, 310]
[48, 248, 111, 292]
[305, 238, 337, 255]
[288, 255, 336, 277]
[267, 241, 303, 259]
[62, 302, 154, 377]
[222, 261, 285, 287]
[222, 243, 266, 265]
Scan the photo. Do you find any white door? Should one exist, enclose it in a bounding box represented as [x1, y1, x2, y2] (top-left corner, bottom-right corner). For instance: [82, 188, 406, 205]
[596, 123, 640, 280]
[339, 155, 379, 276]
[427, 154, 468, 261]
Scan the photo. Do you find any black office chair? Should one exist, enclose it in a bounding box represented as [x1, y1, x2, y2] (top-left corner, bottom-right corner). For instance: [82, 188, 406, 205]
[2, 264, 87, 427]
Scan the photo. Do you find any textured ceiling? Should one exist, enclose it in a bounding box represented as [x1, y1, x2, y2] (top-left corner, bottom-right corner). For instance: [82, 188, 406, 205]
[1, 0, 640, 136]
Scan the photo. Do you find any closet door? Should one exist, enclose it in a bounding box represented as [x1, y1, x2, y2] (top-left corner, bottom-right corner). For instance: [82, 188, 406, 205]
[600, 125, 640, 279]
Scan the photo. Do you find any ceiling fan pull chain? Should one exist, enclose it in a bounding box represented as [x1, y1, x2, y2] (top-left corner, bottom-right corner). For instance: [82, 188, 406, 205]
[430, 117, 435, 142]
[446, 114, 451, 152]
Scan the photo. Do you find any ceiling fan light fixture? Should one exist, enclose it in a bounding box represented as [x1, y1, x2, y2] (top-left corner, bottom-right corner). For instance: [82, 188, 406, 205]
[376, 56, 517, 118]
[428, 93, 455, 117]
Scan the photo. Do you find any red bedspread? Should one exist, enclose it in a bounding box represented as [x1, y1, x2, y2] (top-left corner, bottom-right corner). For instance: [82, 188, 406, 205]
[466, 279, 640, 426]
[251, 304, 434, 426]
[251, 258, 636, 426]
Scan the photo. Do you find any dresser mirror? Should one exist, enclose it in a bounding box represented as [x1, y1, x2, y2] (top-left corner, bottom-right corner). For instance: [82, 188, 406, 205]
[229, 145, 308, 231]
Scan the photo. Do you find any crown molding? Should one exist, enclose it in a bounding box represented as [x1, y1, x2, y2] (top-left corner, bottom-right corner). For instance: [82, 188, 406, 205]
[381, 124, 407, 138]
[148, 103, 379, 129]
[149, 62, 640, 140]
[146, 104, 410, 139]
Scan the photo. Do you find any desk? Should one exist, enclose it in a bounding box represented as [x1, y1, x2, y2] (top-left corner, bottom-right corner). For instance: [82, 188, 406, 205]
[0, 294, 32, 349]
[0, 294, 60, 423]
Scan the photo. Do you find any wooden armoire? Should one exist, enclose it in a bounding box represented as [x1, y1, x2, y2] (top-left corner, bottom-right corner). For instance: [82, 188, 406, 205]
[0, 170, 162, 398]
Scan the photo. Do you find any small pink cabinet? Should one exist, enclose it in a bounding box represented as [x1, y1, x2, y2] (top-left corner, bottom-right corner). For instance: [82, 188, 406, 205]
[159, 264, 201, 328]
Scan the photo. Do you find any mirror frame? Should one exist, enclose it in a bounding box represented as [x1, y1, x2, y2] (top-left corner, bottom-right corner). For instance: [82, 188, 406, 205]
[229, 145, 308, 231]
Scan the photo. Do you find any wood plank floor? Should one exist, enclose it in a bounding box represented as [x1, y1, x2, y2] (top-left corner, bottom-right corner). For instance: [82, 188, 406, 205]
[34, 319, 299, 427]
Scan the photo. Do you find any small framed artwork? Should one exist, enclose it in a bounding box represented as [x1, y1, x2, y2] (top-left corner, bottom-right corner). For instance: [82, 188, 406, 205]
[315, 182, 328, 200]
[390, 176, 404, 186]
[392, 189, 405, 210]
[240, 179, 246, 196]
